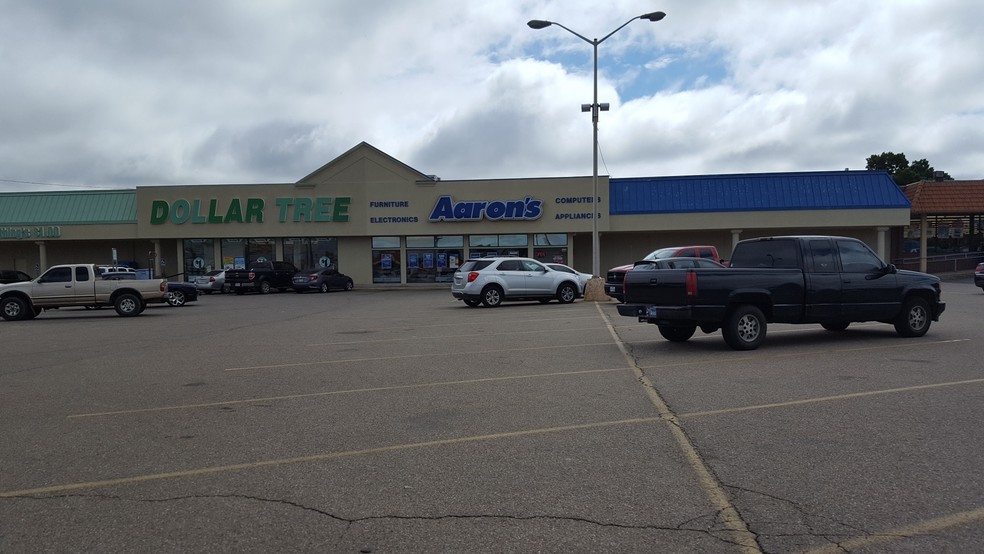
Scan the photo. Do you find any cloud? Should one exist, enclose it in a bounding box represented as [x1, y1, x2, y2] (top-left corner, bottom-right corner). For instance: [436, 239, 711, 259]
[1, 0, 982, 194]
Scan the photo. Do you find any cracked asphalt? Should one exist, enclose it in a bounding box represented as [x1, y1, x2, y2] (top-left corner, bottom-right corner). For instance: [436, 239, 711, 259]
[1, 277, 982, 553]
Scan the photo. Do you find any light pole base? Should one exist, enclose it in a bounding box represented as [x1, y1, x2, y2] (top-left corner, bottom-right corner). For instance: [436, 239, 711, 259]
[583, 276, 613, 302]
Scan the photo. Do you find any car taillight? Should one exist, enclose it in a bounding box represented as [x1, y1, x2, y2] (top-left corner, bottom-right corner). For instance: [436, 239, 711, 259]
[248, 271, 256, 280]
[209, 277, 216, 283]
[308, 274, 318, 282]
[159, 281, 167, 292]
[467, 271, 480, 283]
[686, 270, 698, 298]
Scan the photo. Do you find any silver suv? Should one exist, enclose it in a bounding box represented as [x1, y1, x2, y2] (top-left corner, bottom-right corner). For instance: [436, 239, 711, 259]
[451, 257, 582, 307]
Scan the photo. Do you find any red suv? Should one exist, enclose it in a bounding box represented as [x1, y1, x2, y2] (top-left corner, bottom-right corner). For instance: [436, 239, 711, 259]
[604, 245, 723, 301]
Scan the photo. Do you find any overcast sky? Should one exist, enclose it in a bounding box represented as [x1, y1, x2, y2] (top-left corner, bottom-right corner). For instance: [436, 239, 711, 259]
[1, 0, 982, 193]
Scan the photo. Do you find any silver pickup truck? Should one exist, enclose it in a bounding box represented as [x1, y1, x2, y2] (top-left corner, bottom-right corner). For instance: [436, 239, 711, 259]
[0, 264, 168, 320]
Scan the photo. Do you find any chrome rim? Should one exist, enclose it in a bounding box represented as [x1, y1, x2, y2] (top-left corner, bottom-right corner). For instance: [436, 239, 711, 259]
[3, 301, 21, 318]
[908, 305, 927, 330]
[737, 314, 760, 342]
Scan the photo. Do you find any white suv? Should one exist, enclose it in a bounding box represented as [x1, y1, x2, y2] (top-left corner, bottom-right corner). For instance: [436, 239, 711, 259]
[451, 257, 582, 307]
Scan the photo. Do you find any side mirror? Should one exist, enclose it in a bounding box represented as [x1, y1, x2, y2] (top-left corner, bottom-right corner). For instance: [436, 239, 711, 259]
[865, 263, 897, 280]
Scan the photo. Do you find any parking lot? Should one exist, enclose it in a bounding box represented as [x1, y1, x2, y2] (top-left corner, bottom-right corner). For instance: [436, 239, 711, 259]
[2, 278, 982, 553]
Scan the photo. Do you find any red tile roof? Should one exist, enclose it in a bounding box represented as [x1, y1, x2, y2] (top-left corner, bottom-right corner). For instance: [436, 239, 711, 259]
[903, 180, 984, 215]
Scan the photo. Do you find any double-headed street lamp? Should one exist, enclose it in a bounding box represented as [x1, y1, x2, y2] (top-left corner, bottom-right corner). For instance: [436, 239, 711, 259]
[528, 11, 666, 280]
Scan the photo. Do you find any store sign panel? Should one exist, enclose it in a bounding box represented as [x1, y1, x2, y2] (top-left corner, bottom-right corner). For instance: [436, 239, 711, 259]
[149, 197, 351, 225]
[428, 195, 543, 222]
[0, 226, 62, 239]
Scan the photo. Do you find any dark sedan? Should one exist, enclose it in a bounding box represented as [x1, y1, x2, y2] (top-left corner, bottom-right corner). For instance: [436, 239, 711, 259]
[0, 269, 32, 284]
[292, 267, 354, 293]
[975, 262, 984, 291]
[165, 281, 199, 306]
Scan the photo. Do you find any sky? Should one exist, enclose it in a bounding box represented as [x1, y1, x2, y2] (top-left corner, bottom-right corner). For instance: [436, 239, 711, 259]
[1, 0, 982, 193]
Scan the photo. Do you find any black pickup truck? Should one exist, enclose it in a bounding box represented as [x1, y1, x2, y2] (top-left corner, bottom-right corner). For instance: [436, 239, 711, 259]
[616, 236, 945, 350]
[225, 260, 298, 294]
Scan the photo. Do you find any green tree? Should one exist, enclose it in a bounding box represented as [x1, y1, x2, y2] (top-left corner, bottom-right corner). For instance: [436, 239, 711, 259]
[865, 151, 952, 187]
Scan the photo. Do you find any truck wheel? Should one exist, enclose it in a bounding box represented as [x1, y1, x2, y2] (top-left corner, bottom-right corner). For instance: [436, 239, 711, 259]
[259, 280, 272, 294]
[166, 290, 186, 307]
[894, 297, 931, 337]
[557, 283, 577, 304]
[1, 297, 28, 321]
[114, 293, 142, 317]
[481, 285, 503, 308]
[723, 305, 767, 350]
[821, 322, 850, 331]
[659, 324, 696, 342]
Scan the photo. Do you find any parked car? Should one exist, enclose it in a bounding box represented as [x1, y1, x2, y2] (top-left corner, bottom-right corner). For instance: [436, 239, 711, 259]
[291, 267, 355, 293]
[605, 245, 725, 301]
[545, 263, 592, 295]
[630, 257, 725, 271]
[0, 269, 33, 285]
[975, 262, 984, 291]
[617, 236, 945, 350]
[226, 260, 298, 294]
[451, 257, 582, 307]
[98, 265, 136, 275]
[194, 270, 228, 294]
[165, 281, 199, 306]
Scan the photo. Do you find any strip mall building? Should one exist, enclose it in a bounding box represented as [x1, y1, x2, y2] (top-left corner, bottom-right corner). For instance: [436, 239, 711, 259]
[1, 142, 922, 285]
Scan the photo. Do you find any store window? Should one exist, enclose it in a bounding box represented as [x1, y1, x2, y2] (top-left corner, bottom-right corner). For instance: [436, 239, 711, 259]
[183, 239, 217, 279]
[220, 239, 246, 269]
[219, 238, 276, 269]
[533, 234, 569, 264]
[247, 238, 276, 265]
[407, 235, 464, 283]
[372, 236, 402, 283]
[284, 237, 338, 271]
[468, 234, 529, 258]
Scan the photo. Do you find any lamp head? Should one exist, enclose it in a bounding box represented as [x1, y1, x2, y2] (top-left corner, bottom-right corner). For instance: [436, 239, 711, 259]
[641, 11, 666, 22]
[527, 20, 552, 29]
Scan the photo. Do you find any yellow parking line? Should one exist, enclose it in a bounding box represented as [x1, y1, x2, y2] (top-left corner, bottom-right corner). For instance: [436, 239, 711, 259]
[803, 507, 984, 553]
[678, 377, 984, 419]
[68, 367, 633, 418]
[224, 341, 618, 371]
[596, 303, 762, 554]
[0, 417, 658, 498]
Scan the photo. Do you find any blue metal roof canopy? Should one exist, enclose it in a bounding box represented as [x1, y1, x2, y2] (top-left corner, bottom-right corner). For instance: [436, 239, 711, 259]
[609, 170, 910, 215]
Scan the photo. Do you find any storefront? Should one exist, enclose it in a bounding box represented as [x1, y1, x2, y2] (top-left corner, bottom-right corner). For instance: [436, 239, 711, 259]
[1, 142, 915, 284]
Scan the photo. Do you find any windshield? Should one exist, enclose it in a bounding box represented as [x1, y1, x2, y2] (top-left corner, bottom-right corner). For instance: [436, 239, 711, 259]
[643, 248, 679, 261]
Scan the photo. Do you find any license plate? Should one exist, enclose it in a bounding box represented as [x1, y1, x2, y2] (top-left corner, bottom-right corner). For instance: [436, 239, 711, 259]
[647, 307, 659, 317]
[606, 285, 614, 293]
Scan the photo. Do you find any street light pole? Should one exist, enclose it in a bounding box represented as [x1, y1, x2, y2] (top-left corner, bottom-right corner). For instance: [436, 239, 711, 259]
[528, 12, 666, 281]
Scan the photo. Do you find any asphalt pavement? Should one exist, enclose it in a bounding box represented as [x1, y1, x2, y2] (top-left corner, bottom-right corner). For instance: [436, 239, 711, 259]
[1, 278, 982, 553]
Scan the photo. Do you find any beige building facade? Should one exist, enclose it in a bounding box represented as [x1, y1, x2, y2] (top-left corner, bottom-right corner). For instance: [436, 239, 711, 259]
[1, 143, 912, 285]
